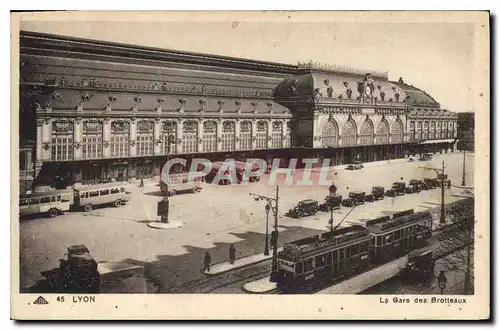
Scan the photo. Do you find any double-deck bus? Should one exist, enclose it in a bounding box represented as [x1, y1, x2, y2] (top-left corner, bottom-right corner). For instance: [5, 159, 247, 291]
[73, 182, 131, 212]
[19, 190, 73, 218]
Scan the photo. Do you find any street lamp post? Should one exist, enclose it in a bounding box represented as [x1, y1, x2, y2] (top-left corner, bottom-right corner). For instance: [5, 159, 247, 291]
[440, 161, 446, 224]
[329, 205, 334, 232]
[437, 270, 447, 295]
[249, 186, 280, 282]
[461, 147, 466, 187]
[264, 204, 270, 256]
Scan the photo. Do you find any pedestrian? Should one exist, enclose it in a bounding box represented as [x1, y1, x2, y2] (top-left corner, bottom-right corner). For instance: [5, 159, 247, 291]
[447, 179, 452, 189]
[203, 251, 211, 272]
[229, 244, 236, 265]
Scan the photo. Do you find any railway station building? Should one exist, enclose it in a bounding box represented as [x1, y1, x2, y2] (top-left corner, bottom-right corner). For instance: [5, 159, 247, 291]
[18, 31, 458, 193]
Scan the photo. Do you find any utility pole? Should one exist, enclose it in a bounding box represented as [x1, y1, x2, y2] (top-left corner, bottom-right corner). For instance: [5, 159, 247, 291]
[249, 185, 280, 282]
[461, 147, 467, 187]
[440, 161, 446, 224]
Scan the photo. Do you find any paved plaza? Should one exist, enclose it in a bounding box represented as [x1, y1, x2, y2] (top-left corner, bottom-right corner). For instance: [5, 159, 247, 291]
[20, 152, 474, 292]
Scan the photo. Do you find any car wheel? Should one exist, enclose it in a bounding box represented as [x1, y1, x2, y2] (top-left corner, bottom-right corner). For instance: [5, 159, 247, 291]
[114, 199, 122, 207]
[192, 188, 198, 194]
[84, 204, 93, 212]
[169, 190, 177, 196]
[48, 208, 59, 218]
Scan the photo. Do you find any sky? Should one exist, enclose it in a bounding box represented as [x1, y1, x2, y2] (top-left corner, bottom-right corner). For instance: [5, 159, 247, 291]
[20, 15, 478, 112]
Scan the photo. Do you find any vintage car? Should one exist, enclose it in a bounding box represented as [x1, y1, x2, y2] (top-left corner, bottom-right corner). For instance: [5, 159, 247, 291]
[319, 195, 343, 212]
[419, 153, 433, 161]
[400, 248, 435, 282]
[391, 182, 407, 195]
[341, 191, 366, 207]
[406, 179, 423, 194]
[423, 178, 438, 189]
[366, 186, 385, 202]
[345, 161, 364, 171]
[287, 199, 319, 218]
[436, 173, 449, 187]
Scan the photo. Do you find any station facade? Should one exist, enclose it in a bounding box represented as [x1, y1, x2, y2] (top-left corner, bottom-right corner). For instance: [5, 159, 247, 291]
[19, 31, 458, 192]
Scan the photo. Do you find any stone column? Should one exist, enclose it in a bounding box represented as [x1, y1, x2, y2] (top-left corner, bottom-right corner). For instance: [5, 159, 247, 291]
[103, 119, 111, 158]
[235, 119, 241, 151]
[197, 119, 203, 153]
[154, 119, 161, 155]
[36, 118, 44, 162]
[130, 119, 137, 157]
[176, 119, 183, 154]
[74, 118, 82, 160]
[267, 120, 273, 149]
[217, 119, 223, 152]
[251, 119, 257, 149]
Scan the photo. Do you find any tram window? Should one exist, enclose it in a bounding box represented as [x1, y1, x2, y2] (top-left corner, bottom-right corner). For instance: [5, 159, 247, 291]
[111, 188, 120, 194]
[40, 196, 51, 204]
[120, 187, 126, 193]
[332, 250, 337, 262]
[19, 199, 28, 206]
[352, 244, 359, 255]
[377, 236, 382, 246]
[304, 259, 314, 272]
[326, 252, 332, 264]
[295, 262, 303, 274]
[339, 249, 345, 260]
[89, 191, 99, 197]
[371, 237, 376, 247]
[362, 242, 368, 252]
[100, 189, 110, 196]
[315, 255, 326, 267]
[394, 230, 400, 240]
[56, 195, 61, 201]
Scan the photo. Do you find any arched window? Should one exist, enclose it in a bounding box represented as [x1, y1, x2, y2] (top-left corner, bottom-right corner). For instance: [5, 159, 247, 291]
[255, 121, 268, 149]
[442, 121, 448, 139]
[239, 121, 252, 150]
[430, 121, 436, 140]
[271, 121, 283, 148]
[376, 120, 389, 144]
[137, 120, 154, 156]
[423, 121, 429, 140]
[284, 121, 292, 148]
[82, 121, 103, 159]
[448, 121, 453, 138]
[391, 119, 404, 143]
[321, 120, 338, 147]
[359, 120, 374, 145]
[342, 120, 357, 147]
[203, 121, 217, 152]
[416, 121, 422, 140]
[182, 121, 198, 153]
[221, 121, 235, 152]
[437, 121, 442, 139]
[409, 121, 415, 141]
[51, 121, 74, 161]
[161, 121, 177, 154]
[110, 121, 129, 158]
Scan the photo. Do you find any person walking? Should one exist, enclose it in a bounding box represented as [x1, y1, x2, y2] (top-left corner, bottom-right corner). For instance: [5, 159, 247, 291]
[447, 179, 452, 189]
[203, 251, 211, 272]
[229, 244, 236, 265]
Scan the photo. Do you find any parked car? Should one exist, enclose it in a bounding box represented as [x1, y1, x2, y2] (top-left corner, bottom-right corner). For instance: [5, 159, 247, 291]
[366, 186, 385, 202]
[400, 248, 435, 282]
[423, 178, 438, 189]
[390, 182, 407, 196]
[341, 191, 366, 207]
[419, 153, 433, 161]
[319, 195, 342, 212]
[406, 179, 423, 194]
[346, 162, 363, 170]
[287, 199, 319, 218]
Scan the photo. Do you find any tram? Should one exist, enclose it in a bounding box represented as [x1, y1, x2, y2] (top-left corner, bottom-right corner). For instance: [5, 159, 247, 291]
[276, 209, 433, 293]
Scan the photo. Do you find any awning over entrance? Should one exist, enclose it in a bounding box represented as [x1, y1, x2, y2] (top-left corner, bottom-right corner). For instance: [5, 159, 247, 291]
[419, 139, 455, 145]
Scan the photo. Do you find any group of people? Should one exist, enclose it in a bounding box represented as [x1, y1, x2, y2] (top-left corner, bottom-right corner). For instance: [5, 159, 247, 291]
[203, 244, 236, 272]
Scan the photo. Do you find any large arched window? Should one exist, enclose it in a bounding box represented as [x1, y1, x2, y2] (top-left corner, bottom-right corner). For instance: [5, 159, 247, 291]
[51, 121, 74, 161]
[321, 120, 339, 147]
[82, 121, 103, 159]
[255, 121, 268, 149]
[359, 120, 374, 145]
[416, 121, 422, 140]
[430, 121, 436, 140]
[271, 121, 283, 148]
[409, 121, 415, 141]
[436, 121, 442, 139]
[448, 121, 453, 138]
[110, 121, 130, 158]
[442, 121, 448, 139]
[376, 120, 389, 144]
[423, 121, 429, 140]
[203, 121, 217, 152]
[221, 121, 236, 152]
[182, 121, 198, 153]
[161, 121, 177, 154]
[342, 120, 357, 147]
[239, 121, 252, 150]
[284, 121, 292, 148]
[137, 120, 154, 156]
[391, 119, 404, 143]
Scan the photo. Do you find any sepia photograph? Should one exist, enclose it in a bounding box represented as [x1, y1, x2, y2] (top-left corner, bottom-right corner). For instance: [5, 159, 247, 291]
[10, 10, 490, 320]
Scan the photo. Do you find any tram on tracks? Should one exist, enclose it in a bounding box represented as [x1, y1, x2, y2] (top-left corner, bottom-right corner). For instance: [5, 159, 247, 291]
[276, 209, 433, 293]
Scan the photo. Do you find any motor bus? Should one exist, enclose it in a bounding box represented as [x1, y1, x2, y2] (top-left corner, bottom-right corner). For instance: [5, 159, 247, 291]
[73, 182, 131, 212]
[159, 172, 203, 196]
[19, 189, 73, 218]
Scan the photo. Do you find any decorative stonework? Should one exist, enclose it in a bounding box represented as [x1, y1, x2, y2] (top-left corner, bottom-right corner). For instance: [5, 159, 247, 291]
[52, 121, 73, 133]
[178, 99, 186, 112]
[199, 99, 206, 112]
[137, 120, 154, 132]
[111, 121, 130, 132]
